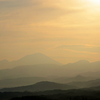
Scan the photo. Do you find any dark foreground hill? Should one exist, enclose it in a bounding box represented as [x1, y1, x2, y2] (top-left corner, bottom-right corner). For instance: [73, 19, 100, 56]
[10, 96, 51, 100]
[1, 89, 100, 100]
[0, 81, 77, 92]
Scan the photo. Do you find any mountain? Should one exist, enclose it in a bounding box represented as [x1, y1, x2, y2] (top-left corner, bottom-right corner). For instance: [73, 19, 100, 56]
[65, 75, 87, 82]
[0, 53, 62, 69]
[61, 60, 90, 76]
[1, 57, 100, 80]
[0, 77, 47, 89]
[74, 60, 90, 64]
[81, 71, 100, 78]
[89, 86, 100, 90]
[0, 64, 88, 79]
[14, 53, 62, 66]
[0, 60, 9, 69]
[0, 81, 77, 92]
[0, 59, 9, 64]
[0, 75, 93, 89]
[0, 64, 61, 79]
[61, 60, 100, 77]
[65, 75, 88, 82]
[52, 75, 91, 83]
[67, 78, 100, 88]
[81, 61, 100, 78]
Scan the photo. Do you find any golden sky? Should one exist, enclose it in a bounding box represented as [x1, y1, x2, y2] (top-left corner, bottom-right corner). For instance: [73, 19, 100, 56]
[0, 0, 100, 64]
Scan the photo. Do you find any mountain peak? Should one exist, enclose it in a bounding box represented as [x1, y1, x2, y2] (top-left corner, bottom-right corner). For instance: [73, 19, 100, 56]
[16, 53, 62, 65]
[34, 81, 58, 86]
[74, 60, 90, 64]
[0, 59, 9, 63]
[75, 75, 85, 78]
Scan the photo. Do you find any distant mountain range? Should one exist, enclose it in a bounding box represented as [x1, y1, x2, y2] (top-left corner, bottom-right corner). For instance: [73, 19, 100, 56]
[53, 75, 93, 83]
[81, 71, 100, 78]
[2, 79, 100, 92]
[0, 53, 62, 69]
[0, 53, 100, 79]
[0, 64, 62, 79]
[67, 78, 100, 88]
[0, 75, 92, 89]
[0, 81, 77, 92]
[0, 77, 47, 89]
[62, 60, 100, 77]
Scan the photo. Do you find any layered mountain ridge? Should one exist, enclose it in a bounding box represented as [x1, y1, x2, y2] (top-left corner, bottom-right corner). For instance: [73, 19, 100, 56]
[0, 81, 77, 92]
[0, 53, 100, 81]
[0, 53, 62, 69]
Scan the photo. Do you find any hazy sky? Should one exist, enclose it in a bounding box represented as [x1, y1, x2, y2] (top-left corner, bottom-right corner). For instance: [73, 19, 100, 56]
[0, 0, 100, 64]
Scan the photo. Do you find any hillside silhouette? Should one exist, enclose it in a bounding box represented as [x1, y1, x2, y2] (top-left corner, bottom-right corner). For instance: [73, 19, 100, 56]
[0, 81, 77, 92]
[0, 56, 100, 80]
[0, 53, 62, 69]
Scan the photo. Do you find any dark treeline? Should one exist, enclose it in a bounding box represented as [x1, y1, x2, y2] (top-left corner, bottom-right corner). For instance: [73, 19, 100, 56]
[10, 96, 100, 100]
[10, 96, 51, 100]
[1, 89, 100, 100]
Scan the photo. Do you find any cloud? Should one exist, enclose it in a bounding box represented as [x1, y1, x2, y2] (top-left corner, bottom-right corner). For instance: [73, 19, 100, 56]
[0, 0, 86, 38]
[0, 0, 67, 23]
[57, 45, 100, 53]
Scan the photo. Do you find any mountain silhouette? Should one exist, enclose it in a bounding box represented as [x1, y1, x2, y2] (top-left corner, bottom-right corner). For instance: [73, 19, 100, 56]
[66, 75, 87, 82]
[67, 78, 100, 88]
[0, 60, 9, 69]
[73, 75, 86, 79]
[73, 60, 90, 65]
[15, 53, 62, 65]
[0, 81, 77, 92]
[0, 64, 61, 79]
[0, 59, 100, 79]
[0, 53, 62, 69]
[52, 75, 89, 83]
[61, 60, 100, 76]
[0, 77, 47, 89]
[0, 59, 9, 64]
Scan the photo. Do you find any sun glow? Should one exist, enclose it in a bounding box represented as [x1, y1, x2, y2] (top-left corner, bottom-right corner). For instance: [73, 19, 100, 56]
[87, 0, 100, 5]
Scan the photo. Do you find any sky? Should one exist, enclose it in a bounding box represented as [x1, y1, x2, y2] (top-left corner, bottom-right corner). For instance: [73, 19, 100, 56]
[0, 0, 100, 64]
